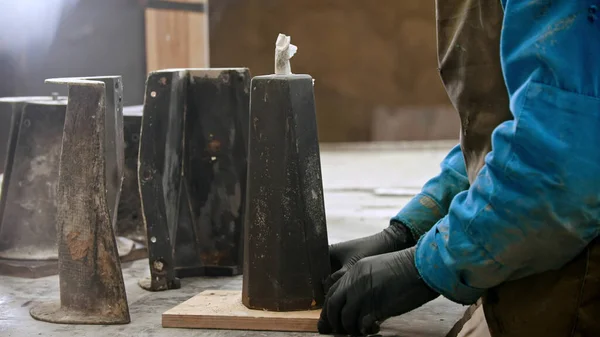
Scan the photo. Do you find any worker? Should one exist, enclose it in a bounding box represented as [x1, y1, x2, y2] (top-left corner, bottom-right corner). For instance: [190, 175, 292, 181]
[318, 1, 600, 336]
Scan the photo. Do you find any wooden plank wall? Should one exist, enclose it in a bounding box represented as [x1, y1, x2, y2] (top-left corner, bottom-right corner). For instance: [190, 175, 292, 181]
[145, 0, 209, 73]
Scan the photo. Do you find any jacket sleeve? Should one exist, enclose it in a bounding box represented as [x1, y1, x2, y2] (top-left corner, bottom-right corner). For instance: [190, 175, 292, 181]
[392, 144, 470, 239]
[414, 0, 600, 305]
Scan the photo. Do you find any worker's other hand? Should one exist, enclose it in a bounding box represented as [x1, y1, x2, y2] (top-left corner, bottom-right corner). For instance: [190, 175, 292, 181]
[318, 246, 439, 336]
[325, 221, 415, 292]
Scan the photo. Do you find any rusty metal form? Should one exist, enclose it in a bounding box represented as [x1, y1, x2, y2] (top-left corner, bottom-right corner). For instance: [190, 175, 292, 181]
[30, 76, 130, 324]
[0, 96, 67, 277]
[115, 105, 147, 260]
[0, 95, 140, 278]
[242, 74, 330, 311]
[138, 68, 250, 291]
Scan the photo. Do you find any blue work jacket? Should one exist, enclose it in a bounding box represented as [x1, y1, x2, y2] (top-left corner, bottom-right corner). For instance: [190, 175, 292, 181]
[393, 0, 600, 304]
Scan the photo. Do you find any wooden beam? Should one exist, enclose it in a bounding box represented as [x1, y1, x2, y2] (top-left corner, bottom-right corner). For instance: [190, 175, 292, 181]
[145, 0, 209, 73]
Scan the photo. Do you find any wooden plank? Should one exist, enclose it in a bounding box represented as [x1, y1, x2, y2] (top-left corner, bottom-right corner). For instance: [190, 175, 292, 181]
[145, 0, 209, 73]
[162, 290, 321, 332]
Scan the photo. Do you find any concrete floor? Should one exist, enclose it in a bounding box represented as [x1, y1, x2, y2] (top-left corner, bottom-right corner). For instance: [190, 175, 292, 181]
[0, 141, 468, 337]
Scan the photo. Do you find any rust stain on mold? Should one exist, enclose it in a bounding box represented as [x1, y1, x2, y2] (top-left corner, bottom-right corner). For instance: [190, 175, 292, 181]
[66, 231, 91, 261]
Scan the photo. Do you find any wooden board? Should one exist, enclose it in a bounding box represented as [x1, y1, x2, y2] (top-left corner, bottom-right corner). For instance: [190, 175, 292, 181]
[145, 0, 210, 73]
[162, 290, 321, 332]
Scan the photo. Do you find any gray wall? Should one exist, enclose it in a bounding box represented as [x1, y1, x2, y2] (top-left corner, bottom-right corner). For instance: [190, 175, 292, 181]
[0, 0, 147, 105]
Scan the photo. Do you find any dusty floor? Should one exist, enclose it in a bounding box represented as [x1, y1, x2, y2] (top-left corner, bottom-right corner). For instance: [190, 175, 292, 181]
[0, 141, 468, 337]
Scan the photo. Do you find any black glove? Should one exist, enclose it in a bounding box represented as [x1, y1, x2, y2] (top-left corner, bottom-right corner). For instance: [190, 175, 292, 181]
[318, 246, 439, 336]
[325, 221, 415, 292]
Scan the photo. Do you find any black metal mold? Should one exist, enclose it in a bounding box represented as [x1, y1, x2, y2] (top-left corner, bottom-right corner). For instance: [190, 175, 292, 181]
[116, 105, 146, 244]
[242, 74, 330, 312]
[138, 68, 250, 291]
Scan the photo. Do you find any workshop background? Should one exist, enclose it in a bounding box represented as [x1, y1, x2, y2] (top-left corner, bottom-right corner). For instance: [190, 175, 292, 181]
[0, 1, 469, 336]
[0, 0, 459, 143]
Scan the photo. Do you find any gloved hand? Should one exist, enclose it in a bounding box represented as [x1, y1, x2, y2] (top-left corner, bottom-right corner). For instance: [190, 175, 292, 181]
[318, 246, 439, 336]
[325, 221, 415, 292]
